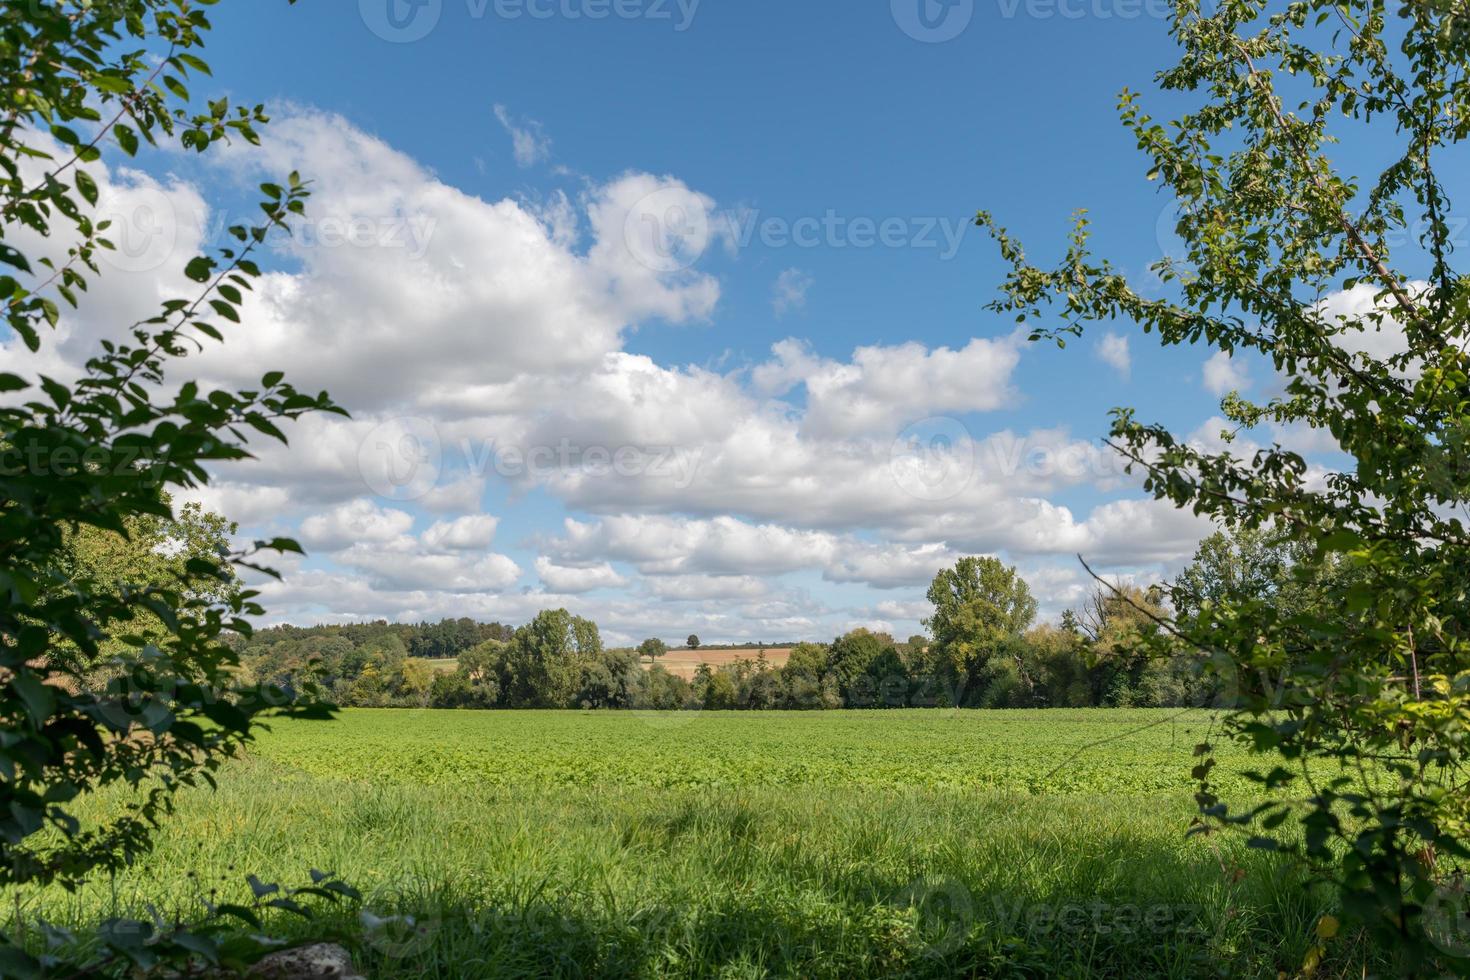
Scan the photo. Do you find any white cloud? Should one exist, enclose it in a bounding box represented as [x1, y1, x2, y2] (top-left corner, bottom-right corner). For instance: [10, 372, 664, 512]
[332, 537, 521, 594]
[422, 515, 500, 551]
[1202, 351, 1250, 396]
[772, 268, 813, 317]
[493, 104, 552, 168]
[300, 500, 416, 551]
[534, 558, 629, 594]
[647, 574, 769, 602]
[1096, 333, 1131, 380]
[0, 108, 1236, 642]
[751, 334, 1024, 438]
[185, 112, 721, 413]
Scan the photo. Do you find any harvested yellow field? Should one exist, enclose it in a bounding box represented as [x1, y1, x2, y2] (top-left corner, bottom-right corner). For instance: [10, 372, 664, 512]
[650, 647, 793, 679]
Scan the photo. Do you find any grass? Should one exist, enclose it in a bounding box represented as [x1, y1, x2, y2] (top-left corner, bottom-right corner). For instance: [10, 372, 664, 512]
[22, 709, 1385, 978]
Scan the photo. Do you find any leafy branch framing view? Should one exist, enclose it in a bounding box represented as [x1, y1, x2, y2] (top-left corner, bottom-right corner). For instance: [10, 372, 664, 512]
[1, 0, 1469, 975]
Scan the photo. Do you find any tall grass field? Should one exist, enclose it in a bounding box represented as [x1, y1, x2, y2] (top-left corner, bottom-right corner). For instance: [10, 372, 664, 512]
[27, 710, 1379, 977]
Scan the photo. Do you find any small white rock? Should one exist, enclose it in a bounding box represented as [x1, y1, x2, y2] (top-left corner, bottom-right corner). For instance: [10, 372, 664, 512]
[249, 943, 364, 980]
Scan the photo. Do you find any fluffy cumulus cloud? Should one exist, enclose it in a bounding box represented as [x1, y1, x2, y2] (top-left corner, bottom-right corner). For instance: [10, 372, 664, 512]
[1096, 333, 1131, 380]
[1202, 351, 1250, 396]
[0, 108, 1282, 640]
[534, 558, 629, 594]
[752, 335, 1023, 438]
[300, 500, 416, 551]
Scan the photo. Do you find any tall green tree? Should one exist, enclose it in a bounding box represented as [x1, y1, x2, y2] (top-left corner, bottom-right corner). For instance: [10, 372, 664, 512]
[502, 609, 602, 708]
[977, 0, 1470, 961]
[0, 0, 339, 901]
[922, 557, 1037, 702]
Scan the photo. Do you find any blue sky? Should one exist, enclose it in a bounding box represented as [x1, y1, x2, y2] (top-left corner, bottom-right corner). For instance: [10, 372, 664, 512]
[5, 1, 1395, 644]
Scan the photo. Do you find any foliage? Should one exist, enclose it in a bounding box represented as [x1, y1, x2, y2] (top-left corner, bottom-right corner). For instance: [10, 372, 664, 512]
[975, 0, 1470, 961]
[236, 576, 1237, 712]
[47, 497, 238, 676]
[687, 634, 701, 650]
[638, 637, 669, 663]
[913, 557, 1039, 705]
[0, 0, 345, 907]
[4, 870, 358, 979]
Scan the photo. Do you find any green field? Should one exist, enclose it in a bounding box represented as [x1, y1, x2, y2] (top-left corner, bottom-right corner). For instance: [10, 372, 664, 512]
[32, 709, 1375, 978]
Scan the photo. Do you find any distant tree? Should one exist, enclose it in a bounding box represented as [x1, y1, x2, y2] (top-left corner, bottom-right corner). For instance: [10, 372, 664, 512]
[923, 557, 1037, 700]
[862, 645, 911, 709]
[430, 653, 501, 709]
[392, 659, 436, 708]
[638, 637, 669, 664]
[502, 609, 603, 708]
[1170, 526, 1349, 626]
[701, 670, 736, 710]
[687, 634, 701, 650]
[49, 498, 238, 676]
[827, 629, 896, 706]
[635, 665, 692, 710]
[576, 648, 642, 709]
[1021, 625, 1093, 708]
[457, 640, 507, 686]
[779, 642, 830, 709]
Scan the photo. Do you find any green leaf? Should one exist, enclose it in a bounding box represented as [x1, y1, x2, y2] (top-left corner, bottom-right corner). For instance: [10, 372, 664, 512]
[11, 674, 55, 725]
[184, 257, 215, 283]
[113, 124, 140, 157]
[75, 170, 99, 206]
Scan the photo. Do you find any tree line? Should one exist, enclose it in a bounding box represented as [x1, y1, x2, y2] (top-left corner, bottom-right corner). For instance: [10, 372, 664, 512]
[237, 528, 1321, 712]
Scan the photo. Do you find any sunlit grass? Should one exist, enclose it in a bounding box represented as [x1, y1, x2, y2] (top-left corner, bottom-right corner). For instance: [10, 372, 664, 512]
[22, 710, 1382, 978]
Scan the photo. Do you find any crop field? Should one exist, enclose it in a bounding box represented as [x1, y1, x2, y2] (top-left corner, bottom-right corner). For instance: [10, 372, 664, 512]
[652, 647, 794, 678]
[32, 710, 1374, 978]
